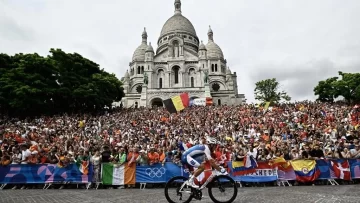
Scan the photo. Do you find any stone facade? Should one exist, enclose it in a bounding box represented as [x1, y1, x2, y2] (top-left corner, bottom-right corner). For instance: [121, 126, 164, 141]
[119, 0, 245, 108]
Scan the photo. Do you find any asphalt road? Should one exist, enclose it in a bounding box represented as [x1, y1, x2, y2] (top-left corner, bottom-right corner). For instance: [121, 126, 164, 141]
[1, 185, 360, 203]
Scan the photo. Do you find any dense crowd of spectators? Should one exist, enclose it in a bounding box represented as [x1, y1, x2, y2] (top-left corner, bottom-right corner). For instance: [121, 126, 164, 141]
[0, 101, 359, 188]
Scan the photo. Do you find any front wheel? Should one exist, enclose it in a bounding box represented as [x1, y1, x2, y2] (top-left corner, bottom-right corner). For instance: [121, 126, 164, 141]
[164, 176, 193, 203]
[208, 175, 238, 203]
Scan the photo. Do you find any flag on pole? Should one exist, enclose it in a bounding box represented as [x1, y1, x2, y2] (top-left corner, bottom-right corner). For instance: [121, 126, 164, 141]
[102, 163, 136, 185]
[163, 93, 189, 113]
[264, 102, 271, 110]
[269, 157, 292, 171]
[78, 160, 89, 175]
[231, 155, 257, 176]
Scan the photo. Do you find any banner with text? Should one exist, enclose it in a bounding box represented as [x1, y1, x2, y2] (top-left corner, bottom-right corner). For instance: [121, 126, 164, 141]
[229, 162, 278, 182]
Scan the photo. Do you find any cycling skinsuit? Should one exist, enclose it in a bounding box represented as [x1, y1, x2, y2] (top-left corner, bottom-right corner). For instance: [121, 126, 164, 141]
[181, 145, 213, 168]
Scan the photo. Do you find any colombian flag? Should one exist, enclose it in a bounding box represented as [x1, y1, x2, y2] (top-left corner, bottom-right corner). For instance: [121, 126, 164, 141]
[163, 93, 189, 113]
[230, 155, 257, 176]
[290, 160, 320, 182]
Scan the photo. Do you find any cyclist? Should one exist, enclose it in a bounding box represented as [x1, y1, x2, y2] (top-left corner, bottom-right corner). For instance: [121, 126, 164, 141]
[181, 136, 226, 188]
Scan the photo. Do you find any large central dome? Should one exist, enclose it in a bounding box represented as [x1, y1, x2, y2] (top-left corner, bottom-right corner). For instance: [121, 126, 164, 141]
[160, 14, 197, 37]
[159, 0, 197, 38]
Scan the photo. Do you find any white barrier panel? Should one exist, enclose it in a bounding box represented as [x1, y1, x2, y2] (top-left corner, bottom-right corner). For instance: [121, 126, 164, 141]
[193, 98, 206, 106]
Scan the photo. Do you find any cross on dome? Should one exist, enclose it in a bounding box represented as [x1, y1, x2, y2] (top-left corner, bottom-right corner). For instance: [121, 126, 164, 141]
[142, 27, 147, 44]
[208, 25, 214, 41]
[174, 0, 182, 15]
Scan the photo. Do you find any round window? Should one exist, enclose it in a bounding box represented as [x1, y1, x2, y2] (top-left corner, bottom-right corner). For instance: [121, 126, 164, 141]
[136, 85, 142, 93]
[212, 83, 220, 92]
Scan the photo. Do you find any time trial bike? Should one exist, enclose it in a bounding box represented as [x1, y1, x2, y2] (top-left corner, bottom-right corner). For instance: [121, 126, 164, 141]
[164, 167, 237, 203]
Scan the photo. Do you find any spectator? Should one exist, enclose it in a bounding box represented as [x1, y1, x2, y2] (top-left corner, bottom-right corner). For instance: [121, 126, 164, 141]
[136, 150, 147, 166]
[148, 147, 159, 166]
[310, 144, 324, 159]
[162, 151, 173, 166]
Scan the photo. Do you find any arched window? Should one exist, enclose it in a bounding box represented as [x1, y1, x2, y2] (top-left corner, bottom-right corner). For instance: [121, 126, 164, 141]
[173, 66, 180, 84]
[159, 78, 163, 89]
[191, 77, 194, 87]
[137, 66, 141, 74]
[215, 64, 218, 72]
[141, 66, 144, 74]
[211, 64, 214, 72]
[218, 99, 221, 105]
[148, 65, 150, 70]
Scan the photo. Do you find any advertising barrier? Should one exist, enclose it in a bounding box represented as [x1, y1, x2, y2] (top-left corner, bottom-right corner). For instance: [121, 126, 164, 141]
[1, 159, 360, 186]
[0, 164, 92, 184]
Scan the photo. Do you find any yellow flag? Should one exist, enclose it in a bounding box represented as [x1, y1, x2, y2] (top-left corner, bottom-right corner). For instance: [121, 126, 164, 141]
[264, 102, 271, 110]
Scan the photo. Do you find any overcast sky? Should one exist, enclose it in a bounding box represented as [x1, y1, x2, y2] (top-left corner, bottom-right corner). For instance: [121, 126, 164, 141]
[1, 0, 359, 102]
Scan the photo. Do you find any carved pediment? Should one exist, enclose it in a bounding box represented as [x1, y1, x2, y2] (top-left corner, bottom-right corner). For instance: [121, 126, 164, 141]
[154, 51, 168, 62]
[184, 50, 199, 60]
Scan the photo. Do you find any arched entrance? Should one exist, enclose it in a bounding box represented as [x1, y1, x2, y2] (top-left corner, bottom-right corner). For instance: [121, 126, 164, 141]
[151, 98, 163, 108]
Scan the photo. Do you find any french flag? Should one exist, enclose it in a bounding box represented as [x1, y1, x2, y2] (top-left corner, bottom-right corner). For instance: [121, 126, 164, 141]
[178, 141, 188, 151]
[244, 154, 258, 169]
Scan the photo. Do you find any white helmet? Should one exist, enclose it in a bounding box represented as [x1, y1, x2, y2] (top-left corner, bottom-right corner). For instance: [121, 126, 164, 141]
[206, 136, 217, 144]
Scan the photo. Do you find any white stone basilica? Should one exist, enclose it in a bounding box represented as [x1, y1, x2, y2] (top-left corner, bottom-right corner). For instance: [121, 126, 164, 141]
[120, 0, 245, 108]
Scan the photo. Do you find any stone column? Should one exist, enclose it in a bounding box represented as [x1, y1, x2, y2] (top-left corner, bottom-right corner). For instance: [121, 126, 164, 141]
[146, 71, 152, 89]
[204, 83, 211, 98]
[140, 84, 148, 107]
[168, 72, 171, 88]
[180, 45, 183, 56]
[174, 46, 179, 57]
[180, 71, 184, 87]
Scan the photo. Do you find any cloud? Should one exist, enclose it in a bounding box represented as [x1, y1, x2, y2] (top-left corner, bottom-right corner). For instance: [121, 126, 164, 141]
[0, 15, 35, 41]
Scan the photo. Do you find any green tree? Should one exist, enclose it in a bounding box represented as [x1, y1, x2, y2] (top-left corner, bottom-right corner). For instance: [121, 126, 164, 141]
[313, 77, 338, 102]
[254, 78, 291, 103]
[334, 71, 360, 103]
[0, 49, 125, 116]
[314, 72, 360, 103]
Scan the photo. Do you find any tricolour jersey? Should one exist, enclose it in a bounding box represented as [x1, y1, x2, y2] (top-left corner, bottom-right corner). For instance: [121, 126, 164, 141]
[182, 144, 212, 160]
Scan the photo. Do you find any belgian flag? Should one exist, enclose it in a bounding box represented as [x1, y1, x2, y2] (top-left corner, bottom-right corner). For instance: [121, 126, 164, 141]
[163, 93, 189, 113]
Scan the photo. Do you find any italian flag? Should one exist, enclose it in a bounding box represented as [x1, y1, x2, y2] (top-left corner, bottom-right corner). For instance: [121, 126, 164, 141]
[102, 163, 136, 185]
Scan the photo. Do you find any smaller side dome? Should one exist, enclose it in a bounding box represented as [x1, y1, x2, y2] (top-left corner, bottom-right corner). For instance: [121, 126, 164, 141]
[206, 25, 224, 59]
[146, 42, 154, 53]
[132, 44, 148, 61]
[132, 28, 148, 61]
[206, 41, 224, 59]
[199, 40, 206, 50]
[226, 66, 232, 74]
[125, 70, 130, 77]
